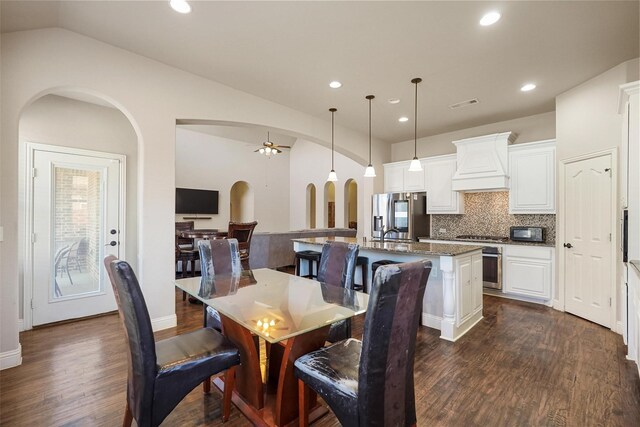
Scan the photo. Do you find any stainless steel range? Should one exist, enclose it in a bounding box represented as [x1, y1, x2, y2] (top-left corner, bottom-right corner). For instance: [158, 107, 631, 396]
[456, 235, 507, 290]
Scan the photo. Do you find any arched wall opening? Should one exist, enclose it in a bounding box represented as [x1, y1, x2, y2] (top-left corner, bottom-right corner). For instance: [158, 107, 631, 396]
[230, 181, 255, 222]
[306, 183, 317, 229]
[344, 179, 358, 229]
[324, 181, 336, 228]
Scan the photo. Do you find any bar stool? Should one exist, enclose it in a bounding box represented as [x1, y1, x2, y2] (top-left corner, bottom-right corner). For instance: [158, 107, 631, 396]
[371, 260, 400, 281]
[295, 250, 322, 279]
[353, 256, 369, 293]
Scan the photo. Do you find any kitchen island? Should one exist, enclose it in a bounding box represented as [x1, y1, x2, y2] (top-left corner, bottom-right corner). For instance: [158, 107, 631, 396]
[293, 237, 484, 342]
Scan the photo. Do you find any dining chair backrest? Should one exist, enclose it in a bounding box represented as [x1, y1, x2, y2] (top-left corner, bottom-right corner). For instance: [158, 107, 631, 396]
[198, 238, 242, 278]
[175, 221, 195, 247]
[227, 221, 258, 254]
[357, 260, 432, 427]
[316, 241, 359, 289]
[104, 256, 157, 423]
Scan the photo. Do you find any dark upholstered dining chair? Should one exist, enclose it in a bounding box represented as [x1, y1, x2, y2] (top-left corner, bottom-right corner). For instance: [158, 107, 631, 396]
[316, 240, 359, 343]
[295, 260, 432, 427]
[227, 221, 257, 269]
[198, 238, 242, 332]
[104, 256, 241, 427]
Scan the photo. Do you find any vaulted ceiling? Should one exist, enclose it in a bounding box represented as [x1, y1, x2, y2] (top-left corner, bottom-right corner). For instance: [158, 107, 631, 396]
[2, 1, 638, 143]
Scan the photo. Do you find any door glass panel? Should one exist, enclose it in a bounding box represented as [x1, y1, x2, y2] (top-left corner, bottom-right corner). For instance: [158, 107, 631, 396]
[52, 166, 103, 300]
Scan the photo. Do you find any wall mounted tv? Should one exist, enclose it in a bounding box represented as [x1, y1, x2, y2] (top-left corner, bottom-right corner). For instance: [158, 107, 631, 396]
[175, 188, 219, 214]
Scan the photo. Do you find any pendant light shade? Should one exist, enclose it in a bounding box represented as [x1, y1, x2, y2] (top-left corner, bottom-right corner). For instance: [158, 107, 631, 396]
[327, 108, 339, 182]
[364, 95, 376, 178]
[408, 77, 423, 172]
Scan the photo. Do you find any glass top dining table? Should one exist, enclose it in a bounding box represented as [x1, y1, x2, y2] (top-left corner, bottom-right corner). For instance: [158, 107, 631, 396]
[174, 268, 369, 344]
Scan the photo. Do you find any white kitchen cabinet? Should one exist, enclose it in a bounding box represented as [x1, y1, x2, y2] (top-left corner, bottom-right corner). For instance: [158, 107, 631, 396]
[508, 140, 556, 214]
[504, 245, 553, 300]
[383, 162, 404, 193]
[383, 161, 425, 192]
[424, 154, 465, 214]
[456, 252, 483, 325]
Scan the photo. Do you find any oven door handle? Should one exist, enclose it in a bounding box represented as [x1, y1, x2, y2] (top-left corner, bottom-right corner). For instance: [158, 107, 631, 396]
[482, 253, 501, 258]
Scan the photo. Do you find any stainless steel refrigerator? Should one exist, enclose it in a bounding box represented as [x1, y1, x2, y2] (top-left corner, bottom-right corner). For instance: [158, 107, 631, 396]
[371, 192, 430, 241]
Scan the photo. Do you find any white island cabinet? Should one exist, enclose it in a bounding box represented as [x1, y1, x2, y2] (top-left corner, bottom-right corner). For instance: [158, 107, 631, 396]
[293, 237, 484, 342]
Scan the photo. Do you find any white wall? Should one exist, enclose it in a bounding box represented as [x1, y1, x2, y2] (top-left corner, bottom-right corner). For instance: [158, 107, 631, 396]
[391, 111, 556, 161]
[555, 57, 640, 326]
[175, 127, 290, 232]
[17, 94, 138, 320]
[0, 28, 386, 362]
[289, 139, 374, 238]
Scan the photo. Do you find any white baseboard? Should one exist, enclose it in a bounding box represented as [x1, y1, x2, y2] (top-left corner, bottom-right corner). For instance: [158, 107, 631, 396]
[421, 313, 442, 330]
[552, 299, 564, 311]
[615, 320, 624, 335]
[0, 344, 22, 370]
[151, 314, 177, 332]
[17, 319, 25, 332]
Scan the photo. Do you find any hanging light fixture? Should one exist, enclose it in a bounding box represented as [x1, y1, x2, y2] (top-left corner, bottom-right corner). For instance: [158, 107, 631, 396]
[408, 77, 423, 172]
[327, 108, 338, 182]
[364, 95, 376, 178]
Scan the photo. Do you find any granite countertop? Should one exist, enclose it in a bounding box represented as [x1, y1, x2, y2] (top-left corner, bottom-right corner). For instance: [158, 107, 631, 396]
[292, 236, 483, 257]
[417, 236, 556, 247]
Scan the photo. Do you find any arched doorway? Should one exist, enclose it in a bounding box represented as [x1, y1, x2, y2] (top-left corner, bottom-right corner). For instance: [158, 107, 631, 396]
[230, 181, 254, 222]
[344, 179, 357, 229]
[306, 183, 317, 229]
[20, 90, 139, 328]
[324, 181, 336, 228]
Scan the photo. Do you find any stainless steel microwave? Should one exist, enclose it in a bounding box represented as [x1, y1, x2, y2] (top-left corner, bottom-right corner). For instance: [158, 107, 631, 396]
[510, 226, 545, 243]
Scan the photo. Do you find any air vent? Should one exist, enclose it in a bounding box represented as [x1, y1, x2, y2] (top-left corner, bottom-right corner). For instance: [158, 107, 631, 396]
[449, 98, 479, 109]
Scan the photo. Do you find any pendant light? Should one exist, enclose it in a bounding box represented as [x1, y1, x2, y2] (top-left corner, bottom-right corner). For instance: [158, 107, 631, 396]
[408, 77, 423, 172]
[327, 108, 338, 182]
[364, 95, 376, 178]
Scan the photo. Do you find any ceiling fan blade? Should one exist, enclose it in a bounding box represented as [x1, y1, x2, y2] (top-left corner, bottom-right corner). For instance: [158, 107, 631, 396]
[277, 145, 292, 149]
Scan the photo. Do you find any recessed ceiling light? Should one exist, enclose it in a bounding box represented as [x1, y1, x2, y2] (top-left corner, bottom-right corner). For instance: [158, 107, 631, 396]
[480, 11, 501, 26]
[388, 98, 400, 104]
[398, 117, 409, 123]
[521, 83, 537, 92]
[329, 81, 342, 89]
[170, 0, 191, 14]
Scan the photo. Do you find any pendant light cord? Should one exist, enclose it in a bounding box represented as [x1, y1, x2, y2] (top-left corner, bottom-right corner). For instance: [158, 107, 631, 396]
[414, 80, 418, 157]
[331, 109, 335, 170]
[369, 98, 372, 164]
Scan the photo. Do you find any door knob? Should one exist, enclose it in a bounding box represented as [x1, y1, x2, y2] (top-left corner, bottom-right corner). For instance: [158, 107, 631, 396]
[563, 243, 573, 248]
[106, 241, 117, 247]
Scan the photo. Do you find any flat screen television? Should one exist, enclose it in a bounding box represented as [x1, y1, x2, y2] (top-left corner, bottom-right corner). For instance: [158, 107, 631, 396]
[175, 188, 219, 214]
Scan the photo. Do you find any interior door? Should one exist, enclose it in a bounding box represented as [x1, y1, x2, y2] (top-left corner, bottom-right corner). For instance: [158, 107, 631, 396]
[31, 148, 121, 326]
[564, 153, 613, 327]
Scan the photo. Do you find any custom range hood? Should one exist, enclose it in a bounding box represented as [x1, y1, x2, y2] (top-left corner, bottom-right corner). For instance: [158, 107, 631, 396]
[451, 132, 516, 192]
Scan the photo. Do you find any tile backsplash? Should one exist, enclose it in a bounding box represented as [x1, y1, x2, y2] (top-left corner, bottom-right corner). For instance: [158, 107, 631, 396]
[430, 191, 556, 243]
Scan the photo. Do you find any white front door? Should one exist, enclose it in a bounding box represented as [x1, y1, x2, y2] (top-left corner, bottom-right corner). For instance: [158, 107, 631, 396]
[563, 153, 613, 327]
[31, 147, 122, 326]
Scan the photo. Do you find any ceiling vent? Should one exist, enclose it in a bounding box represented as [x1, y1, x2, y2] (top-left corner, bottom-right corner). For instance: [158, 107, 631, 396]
[449, 98, 479, 109]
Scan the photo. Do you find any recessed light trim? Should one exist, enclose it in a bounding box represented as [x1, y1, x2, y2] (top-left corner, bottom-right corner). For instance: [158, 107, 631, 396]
[398, 117, 409, 123]
[521, 83, 537, 92]
[170, 0, 191, 14]
[388, 98, 400, 104]
[329, 81, 342, 89]
[480, 11, 501, 26]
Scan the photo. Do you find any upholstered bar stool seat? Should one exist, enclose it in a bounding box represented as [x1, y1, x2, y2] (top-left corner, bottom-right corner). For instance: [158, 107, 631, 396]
[295, 250, 322, 279]
[354, 256, 369, 293]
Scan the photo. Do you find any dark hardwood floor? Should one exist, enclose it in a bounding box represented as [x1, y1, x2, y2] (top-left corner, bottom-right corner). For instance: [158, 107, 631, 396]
[1, 291, 639, 426]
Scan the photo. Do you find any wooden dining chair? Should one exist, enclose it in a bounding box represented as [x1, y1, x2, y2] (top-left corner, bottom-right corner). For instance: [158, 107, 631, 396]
[316, 240, 359, 343]
[295, 260, 432, 427]
[104, 255, 241, 427]
[227, 221, 258, 269]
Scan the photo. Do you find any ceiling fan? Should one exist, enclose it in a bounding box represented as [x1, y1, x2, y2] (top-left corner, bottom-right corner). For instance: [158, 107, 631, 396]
[255, 132, 290, 156]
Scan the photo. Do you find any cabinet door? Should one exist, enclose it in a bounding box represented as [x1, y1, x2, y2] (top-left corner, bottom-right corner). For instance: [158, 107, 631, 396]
[509, 143, 555, 213]
[456, 256, 474, 325]
[384, 163, 404, 193]
[403, 163, 425, 192]
[424, 156, 464, 214]
[472, 253, 483, 312]
[504, 256, 552, 299]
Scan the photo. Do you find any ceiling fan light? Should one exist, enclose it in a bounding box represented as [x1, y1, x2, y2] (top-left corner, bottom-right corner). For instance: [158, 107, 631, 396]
[265, 146, 272, 153]
[408, 157, 423, 172]
[364, 164, 377, 177]
[327, 170, 338, 182]
[259, 148, 265, 154]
